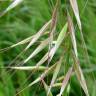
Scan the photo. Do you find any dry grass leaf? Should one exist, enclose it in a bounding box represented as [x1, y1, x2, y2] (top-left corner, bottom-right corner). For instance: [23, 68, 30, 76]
[70, 0, 90, 65]
[47, 56, 63, 95]
[52, 83, 62, 88]
[10, 66, 47, 71]
[73, 53, 89, 96]
[48, 23, 68, 62]
[69, 0, 81, 30]
[68, 2, 89, 95]
[28, 63, 56, 87]
[0, 31, 49, 53]
[15, 63, 57, 96]
[36, 52, 49, 67]
[5, 20, 51, 66]
[74, 56, 89, 96]
[68, 13, 78, 58]
[22, 38, 49, 65]
[49, 0, 59, 47]
[0, 36, 33, 53]
[42, 80, 53, 96]
[25, 20, 51, 50]
[48, 0, 60, 68]
[35, 23, 68, 68]
[0, 0, 23, 17]
[57, 67, 73, 96]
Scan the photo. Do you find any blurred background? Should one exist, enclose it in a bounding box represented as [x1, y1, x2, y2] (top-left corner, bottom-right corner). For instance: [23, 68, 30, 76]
[0, 0, 96, 96]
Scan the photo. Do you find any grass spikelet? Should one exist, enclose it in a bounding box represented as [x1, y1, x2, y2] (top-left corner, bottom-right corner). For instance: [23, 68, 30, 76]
[57, 67, 73, 96]
[15, 63, 57, 96]
[69, 0, 81, 30]
[47, 55, 63, 95]
[0, 0, 23, 17]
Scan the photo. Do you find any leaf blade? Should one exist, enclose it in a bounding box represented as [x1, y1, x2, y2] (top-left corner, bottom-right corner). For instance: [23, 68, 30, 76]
[0, 0, 23, 17]
[69, 0, 81, 30]
[73, 53, 89, 96]
[68, 13, 78, 58]
[57, 67, 73, 96]
[25, 20, 51, 50]
[47, 56, 63, 95]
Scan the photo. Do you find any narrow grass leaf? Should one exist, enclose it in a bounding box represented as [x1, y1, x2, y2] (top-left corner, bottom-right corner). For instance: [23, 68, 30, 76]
[49, 23, 68, 62]
[49, 0, 59, 49]
[69, 1, 90, 94]
[35, 52, 49, 68]
[15, 63, 57, 96]
[25, 20, 51, 50]
[48, 0, 60, 67]
[68, 13, 78, 58]
[57, 76, 65, 82]
[52, 83, 62, 88]
[0, 0, 23, 17]
[70, 0, 91, 67]
[6, 20, 51, 66]
[0, 36, 33, 53]
[47, 56, 63, 95]
[57, 67, 73, 96]
[70, 0, 90, 66]
[75, 65, 89, 96]
[36, 23, 68, 67]
[23, 38, 49, 64]
[69, 0, 81, 30]
[28, 63, 56, 87]
[73, 53, 89, 96]
[10, 66, 47, 71]
[42, 80, 53, 96]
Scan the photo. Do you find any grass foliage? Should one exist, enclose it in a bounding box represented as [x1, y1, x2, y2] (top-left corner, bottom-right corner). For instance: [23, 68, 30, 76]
[0, 0, 96, 96]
